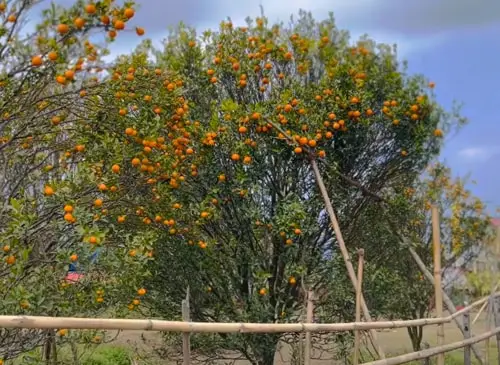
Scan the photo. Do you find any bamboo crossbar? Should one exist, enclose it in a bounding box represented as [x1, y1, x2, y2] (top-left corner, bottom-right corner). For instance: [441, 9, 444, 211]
[362, 326, 500, 365]
[0, 292, 495, 333]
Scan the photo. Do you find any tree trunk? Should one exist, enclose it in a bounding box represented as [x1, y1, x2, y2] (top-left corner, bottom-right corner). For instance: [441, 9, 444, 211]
[407, 325, 424, 351]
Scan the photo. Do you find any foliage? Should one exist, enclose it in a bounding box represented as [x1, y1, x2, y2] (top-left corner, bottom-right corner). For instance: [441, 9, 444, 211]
[0, 0, 491, 364]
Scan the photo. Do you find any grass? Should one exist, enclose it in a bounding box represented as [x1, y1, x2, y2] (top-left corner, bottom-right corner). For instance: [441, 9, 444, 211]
[12, 344, 131, 365]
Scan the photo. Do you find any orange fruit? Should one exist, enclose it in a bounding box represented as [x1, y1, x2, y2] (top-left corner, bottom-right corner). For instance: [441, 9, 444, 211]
[94, 198, 103, 207]
[231, 153, 240, 161]
[85, 4, 96, 14]
[5, 255, 15, 265]
[259, 288, 267, 296]
[289, 276, 297, 285]
[111, 164, 120, 173]
[3, 245, 10, 253]
[200, 211, 209, 218]
[74, 17, 85, 29]
[294, 147, 302, 154]
[31, 55, 43, 67]
[7, 14, 16, 22]
[57, 24, 69, 34]
[64, 213, 75, 223]
[57, 329, 68, 336]
[137, 288, 146, 296]
[64, 70, 75, 80]
[88, 236, 98, 244]
[98, 183, 107, 191]
[135, 27, 144, 36]
[63, 205, 73, 213]
[124, 8, 135, 18]
[101, 15, 110, 25]
[114, 20, 125, 30]
[117, 215, 126, 223]
[44, 186, 54, 196]
[48, 51, 58, 61]
[56, 75, 66, 85]
[70, 254, 78, 262]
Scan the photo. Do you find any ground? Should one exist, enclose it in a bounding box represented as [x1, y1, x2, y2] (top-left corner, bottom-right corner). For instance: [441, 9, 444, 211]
[106, 309, 497, 364]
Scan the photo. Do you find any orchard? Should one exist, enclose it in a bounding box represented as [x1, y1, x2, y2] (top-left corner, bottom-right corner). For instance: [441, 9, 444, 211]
[0, 1, 493, 364]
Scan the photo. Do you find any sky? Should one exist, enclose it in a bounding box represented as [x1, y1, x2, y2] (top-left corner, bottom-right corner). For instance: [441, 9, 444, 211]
[38, 0, 500, 213]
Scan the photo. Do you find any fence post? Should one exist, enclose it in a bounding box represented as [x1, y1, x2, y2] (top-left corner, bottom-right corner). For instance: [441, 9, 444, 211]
[353, 249, 365, 365]
[463, 300, 471, 365]
[182, 288, 191, 365]
[432, 206, 445, 365]
[493, 297, 500, 365]
[304, 290, 314, 365]
[486, 297, 493, 365]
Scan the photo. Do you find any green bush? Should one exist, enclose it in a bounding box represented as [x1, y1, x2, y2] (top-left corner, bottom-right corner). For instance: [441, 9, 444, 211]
[81, 347, 130, 365]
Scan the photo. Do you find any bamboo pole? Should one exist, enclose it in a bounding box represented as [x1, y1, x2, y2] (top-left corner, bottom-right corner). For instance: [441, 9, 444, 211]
[492, 297, 500, 365]
[304, 291, 314, 365]
[486, 297, 492, 365]
[310, 159, 385, 359]
[0, 294, 496, 333]
[463, 307, 471, 365]
[432, 206, 445, 365]
[363, 327, 500, 365]
[181, 289, 191, 365]
[353, 249, 365, 365]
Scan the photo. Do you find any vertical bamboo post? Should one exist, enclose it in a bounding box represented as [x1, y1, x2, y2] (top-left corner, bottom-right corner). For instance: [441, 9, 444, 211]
[181, 288, 191, 365]
[492, 297, 500, 365]
[432, 206, 445, 365]
[486, 297, 493, 365]
[304, 290, 314, 365]
[353, 249, 365, 365]
[463, 301, 471, 365]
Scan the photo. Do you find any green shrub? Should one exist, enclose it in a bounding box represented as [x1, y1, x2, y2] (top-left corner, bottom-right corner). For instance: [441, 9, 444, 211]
[82, 347, 130, 365]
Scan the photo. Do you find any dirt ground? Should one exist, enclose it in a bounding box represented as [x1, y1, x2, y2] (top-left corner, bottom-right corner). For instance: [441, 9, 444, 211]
[110, 310, 495, 364]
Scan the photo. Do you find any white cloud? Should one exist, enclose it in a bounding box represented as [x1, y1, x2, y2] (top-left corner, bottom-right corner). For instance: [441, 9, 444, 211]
[103, 0, 447, 62]
[458, 146, 500, 163]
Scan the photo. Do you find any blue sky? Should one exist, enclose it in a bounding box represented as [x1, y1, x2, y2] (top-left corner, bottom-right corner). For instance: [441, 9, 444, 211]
[42, 0, 500, 212]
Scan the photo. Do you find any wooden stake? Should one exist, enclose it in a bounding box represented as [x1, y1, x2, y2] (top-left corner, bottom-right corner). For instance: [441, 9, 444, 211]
[182, 289, 191, 365]
[310, 159, 385, 359]
[432, 206, 445, 365]
[463, 302, 471, 365]
[492, 297, 500, 365]
[353, 249, 365, 365]
[304, 291, 314, 365]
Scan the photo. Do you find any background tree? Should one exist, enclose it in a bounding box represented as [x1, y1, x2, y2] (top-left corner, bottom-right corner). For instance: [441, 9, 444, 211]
[340, 162, 492, 351]
[0, 0, 151, 361]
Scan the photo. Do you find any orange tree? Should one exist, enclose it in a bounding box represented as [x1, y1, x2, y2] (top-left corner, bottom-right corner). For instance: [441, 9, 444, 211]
[0, 0, 150, 361]
[74, 12, 474, 364]
[335, 162, 492, 352]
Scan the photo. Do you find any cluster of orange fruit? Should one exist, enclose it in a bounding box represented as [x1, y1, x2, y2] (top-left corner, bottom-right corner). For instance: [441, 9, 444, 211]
[2, 243, 15, 265]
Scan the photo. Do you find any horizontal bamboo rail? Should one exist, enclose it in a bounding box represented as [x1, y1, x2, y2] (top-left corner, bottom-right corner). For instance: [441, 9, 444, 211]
[1, 291, 495, 333]
[363, 326, 500, 365]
